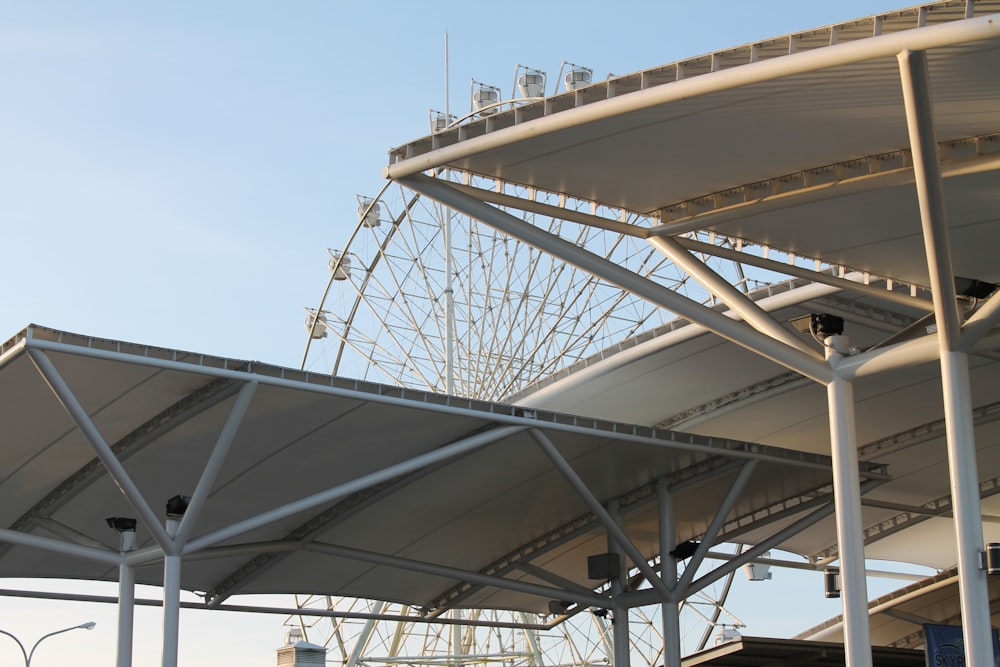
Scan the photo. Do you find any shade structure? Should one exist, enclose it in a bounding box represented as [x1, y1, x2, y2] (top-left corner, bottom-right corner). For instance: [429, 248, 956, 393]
[376, 0, 1000, 660]
[5, 1, 1000, 664]
[0, 325, 872, 616]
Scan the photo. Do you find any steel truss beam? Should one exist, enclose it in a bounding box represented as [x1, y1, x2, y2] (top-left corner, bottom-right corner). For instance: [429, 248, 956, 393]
[426, 456, 749, 614]
[304, 542, 608, 611]
[0, 372, 246, 560]
[0, 588, 556, 630]
[814, 475, 1000, 561]
[530, 428, 677, 604]
[399, 174, 832, 384]
[650, 134, 1000, 237]
[435, 173, 938, 312]
[204, 426, 500, 606]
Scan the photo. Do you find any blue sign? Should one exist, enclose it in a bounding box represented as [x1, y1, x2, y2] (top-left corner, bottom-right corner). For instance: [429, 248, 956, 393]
[924, 624, 1000, 667]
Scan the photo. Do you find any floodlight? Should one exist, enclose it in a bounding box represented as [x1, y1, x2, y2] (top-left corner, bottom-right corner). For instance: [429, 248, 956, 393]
[547, 600, 571, 615]
[811, 313, 844, 339]
[587, 553, 620, 580]
[824, 567, 841, 598]
[955, 276, 996, 299]
[105, 517, 137, 532]
[986, 543, 1000, 575]
[166, 495, 191, 518]
[669, 540, 699, 560]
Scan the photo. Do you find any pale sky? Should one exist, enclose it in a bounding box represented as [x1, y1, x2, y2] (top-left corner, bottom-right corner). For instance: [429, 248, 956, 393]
[0, 1, 925, 664]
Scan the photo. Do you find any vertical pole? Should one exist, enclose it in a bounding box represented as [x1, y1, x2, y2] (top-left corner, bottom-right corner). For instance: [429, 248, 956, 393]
[607, 501, 631, 667]
[898, 48, 993, 667]
[443, 30, 455, 394]
[162, 518, 181, 667]
[117, 562, 136, 667]
[826, 336, 873, 667]
[115, 526, 137, 667]
[444, 203, 456, 395]
[658, 479, 682, 667]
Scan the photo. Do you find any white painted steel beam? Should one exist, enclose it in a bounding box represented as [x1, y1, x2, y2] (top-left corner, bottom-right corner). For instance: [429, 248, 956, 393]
[116, 563, 135, 667]
[658, 480, 681, 667]
[443, 180, 645, 238]
[173, 380, 258, 547]
[674, 461, 758, 597]
[186, 424, 525, 553]
[649, 236, 819, 356]
[834, 328, 1000, 379]
[825, 336, 873, 667]
[22, 335, 864, 475]
[528, 428, 676, 604]
[672, 236, 933, 312]
[519, 281, 845, 409]
[399, 174, 833, 384]
[26, 348, 175, 550]
[161, 553, 181, 667]
[23, 336, 839, 465]
[607, 502, 631, 667]
[0, 587, 555, 629]
[0, 527, 120, 565]
[624, 484, 868, 609]
[960, 290, 1000, 350]
[686, 479, 880, 596]
[304, 542, 607, 609]
[898, 47, 993, 667]
[650, 150, 1000, 240]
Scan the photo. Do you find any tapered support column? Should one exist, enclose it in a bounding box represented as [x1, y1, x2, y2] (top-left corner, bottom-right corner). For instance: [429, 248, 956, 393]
[826, 336, 872, 667]
[898, 48, 993, 667]
[658, 479, 682, 667]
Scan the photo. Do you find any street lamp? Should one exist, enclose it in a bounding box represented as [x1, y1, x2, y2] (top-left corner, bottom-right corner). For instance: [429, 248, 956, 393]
[0, 621, 96, 666]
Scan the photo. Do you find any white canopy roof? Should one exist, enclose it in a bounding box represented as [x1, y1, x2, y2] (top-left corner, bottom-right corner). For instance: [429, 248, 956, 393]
[0, 325, 865, 617]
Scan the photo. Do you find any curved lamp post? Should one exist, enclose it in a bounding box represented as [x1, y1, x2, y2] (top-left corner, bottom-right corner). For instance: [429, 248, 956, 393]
[0, 621, 96, 666]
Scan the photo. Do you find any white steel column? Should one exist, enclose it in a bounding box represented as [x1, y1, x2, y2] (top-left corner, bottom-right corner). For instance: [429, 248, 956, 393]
[607, 501, 630, 667]
[898, 47, 993, 666]
[117, 562, 135, 667]
[658, 479, 681, 667]
[116, 524, 138, 667]
[826, 336, 872, 667]
[162, 518, 181, 667]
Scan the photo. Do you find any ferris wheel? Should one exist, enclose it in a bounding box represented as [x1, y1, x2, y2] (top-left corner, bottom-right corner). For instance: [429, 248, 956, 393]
[295, 63, 758, 666]
[285, 563, 751, 667]
[300, 170, 750, 401]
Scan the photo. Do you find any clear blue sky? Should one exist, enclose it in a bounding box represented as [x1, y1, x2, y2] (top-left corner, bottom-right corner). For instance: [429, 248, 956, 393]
[0, 1, 923, 664]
